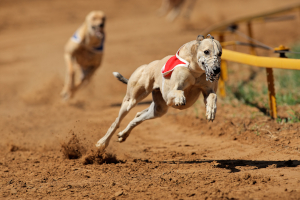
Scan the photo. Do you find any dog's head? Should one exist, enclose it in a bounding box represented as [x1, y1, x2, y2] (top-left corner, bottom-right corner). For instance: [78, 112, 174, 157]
[194, 34, 222, 82]
[86, 11, 106, 38]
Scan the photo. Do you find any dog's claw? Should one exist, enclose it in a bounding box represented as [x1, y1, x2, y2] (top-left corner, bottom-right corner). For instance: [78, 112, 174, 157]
[174, 95, 186, 106]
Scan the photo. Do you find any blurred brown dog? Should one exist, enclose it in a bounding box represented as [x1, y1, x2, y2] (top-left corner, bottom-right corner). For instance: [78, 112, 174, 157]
[61, 11, 106, 100]
[96, 35, 222, 150]
[157, 0, 196, 21]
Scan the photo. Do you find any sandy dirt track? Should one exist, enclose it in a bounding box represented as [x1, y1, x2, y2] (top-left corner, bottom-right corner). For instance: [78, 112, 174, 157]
[1, 0, 300, 199]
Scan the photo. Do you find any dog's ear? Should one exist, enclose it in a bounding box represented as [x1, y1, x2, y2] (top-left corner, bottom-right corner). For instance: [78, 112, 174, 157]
[191, 43, 199, 55]
[206, 34, 214, 39]
[196, 35, 204, 42]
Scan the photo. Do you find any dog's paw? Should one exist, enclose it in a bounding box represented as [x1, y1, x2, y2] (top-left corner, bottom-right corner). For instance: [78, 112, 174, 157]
[117, 131, 128, 143]
[167, 90, 186, 106]
[206, 94, 217, 121]
[174, 95, 186, 106]
[95, 139, 107, 150]
[206, 104, 216, 121]
[174, 92, 186, 106]
[60, 90, 72, 101]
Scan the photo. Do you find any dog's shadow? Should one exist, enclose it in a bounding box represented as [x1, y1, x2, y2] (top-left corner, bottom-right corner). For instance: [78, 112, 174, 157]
[159, 159, 300, 173]
[110, 100, 152, 107]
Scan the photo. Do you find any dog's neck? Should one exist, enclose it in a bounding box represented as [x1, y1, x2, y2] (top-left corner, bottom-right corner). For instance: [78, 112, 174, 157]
[86, 32, 104, 46]
[177, 40, 205, 78]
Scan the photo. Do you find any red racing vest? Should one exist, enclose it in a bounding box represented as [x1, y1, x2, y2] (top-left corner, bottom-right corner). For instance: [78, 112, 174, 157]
[161, 48, 189, 78]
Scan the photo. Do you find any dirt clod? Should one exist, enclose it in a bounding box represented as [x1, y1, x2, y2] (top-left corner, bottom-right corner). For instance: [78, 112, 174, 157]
[83, 148, 121, 165]
[61, 133, 85, 159]
[9, 144, 27, 152]
[9, 145, 19, 152]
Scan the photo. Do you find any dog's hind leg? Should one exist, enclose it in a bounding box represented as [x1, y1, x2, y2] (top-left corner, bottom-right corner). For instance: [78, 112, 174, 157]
[61, 54, 76, 100]
[157, 0, 170, 17]
[166, 0, 185, 21]
[96, 66, 153, 149]
[117, 89, 168, 142]
[71, 66, 97, 95]
[95, 96, 137, 149]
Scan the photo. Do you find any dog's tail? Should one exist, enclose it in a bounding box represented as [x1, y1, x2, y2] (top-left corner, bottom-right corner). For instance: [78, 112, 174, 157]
[113, 72, 128, 84]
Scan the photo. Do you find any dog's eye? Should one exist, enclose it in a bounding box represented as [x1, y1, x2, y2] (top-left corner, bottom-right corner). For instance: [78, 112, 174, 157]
[218, 52, 222, 56]
[204, 50, 209, 55]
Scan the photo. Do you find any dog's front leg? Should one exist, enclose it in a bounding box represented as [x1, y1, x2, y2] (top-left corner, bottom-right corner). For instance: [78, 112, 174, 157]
[61, 53, 75, 100]
[203, 91, 217, 121]
[74, 66, 97, 91]
[166, 68, 194, 106]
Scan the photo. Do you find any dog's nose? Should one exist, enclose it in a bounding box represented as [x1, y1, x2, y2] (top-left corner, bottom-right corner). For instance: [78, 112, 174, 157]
[213, 68, 220, 74]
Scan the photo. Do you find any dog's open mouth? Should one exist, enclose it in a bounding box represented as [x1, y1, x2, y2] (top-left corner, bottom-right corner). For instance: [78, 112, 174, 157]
[92, 26, 104, 38]
[95, 30, 104, 38]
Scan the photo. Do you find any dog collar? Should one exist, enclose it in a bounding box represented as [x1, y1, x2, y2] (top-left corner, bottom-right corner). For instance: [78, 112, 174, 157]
[71, 31, 105, 52]
[93, 33, 105, 52]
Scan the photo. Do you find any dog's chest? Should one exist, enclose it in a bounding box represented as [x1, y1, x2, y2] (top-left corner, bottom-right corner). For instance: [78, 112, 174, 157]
[74, 47, 103, 67]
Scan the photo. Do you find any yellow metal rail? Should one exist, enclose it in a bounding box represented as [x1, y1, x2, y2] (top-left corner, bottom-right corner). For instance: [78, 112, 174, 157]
[222, 49, 300, 70]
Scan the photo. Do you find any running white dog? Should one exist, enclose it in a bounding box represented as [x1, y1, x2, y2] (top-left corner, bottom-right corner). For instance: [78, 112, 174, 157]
[96, 35, 222, 149]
